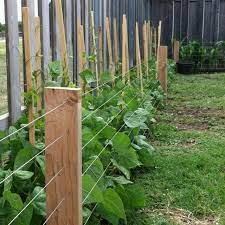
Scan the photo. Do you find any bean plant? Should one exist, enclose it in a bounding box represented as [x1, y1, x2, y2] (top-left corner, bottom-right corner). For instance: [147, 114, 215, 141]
[0, 57, 176, 225]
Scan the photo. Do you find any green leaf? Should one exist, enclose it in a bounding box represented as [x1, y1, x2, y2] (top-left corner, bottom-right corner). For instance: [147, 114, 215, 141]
[138, 147, 156, 167]
[116, 147, 141, 169]
[107, 176, 133, 185]
[12, 197, 33, 225]
[134, 135, 155, 149]
[31, 186, 46, 217]
[80, 69, 95, 84]
[14, 147, 34, 170]
[36, 156, 45, 176]
[112, 133, 131, 154]
[115, 184, 146, 210]
[3, 191, 23, 211]
[111, 159, 130, 180]
[96, 204, 119, 225]
[14, 171, 34, 180]
[8, 126, 18, 140]
[4, 170, 13, 191]
[84, 158, 105, 190]
[124, 108, 148, 128]
[83, 175, 104, 205]
[101, 188, 126, 219]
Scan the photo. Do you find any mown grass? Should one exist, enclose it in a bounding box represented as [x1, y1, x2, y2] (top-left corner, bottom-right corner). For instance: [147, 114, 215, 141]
[129, 73, 225, 225]
[0, 41, 8, 115]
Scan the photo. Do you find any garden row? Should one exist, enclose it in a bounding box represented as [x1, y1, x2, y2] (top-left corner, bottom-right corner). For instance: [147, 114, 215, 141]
[0, 2, 174, 225]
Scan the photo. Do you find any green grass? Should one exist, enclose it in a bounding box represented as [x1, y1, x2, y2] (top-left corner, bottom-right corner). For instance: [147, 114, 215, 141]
[129, 73, 225, 225]
[0, 40, 23, 115]
[0, 41, 8, 115]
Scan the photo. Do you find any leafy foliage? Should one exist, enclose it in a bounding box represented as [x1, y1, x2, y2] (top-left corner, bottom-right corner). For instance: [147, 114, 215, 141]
[0, 57, 175, 224]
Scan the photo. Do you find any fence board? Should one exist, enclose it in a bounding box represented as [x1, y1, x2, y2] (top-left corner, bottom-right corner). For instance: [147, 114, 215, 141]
[4, 0, 22, 124]
[38, 0, 51, 78]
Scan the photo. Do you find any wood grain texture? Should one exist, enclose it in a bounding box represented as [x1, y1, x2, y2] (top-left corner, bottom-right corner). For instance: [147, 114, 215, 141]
[35, 17, 42, 113]
[90, 11, 99, 92]
[105, 17, 115, 86]
[22, 7, 35, 145]
[113, 18, 119, 65]
[38, 0, 51, 77]
[98, 26, 104, 78]
[4, 0, 21, 124]
[157, 46, 168, 94]
[122, 15, 126, 84]
[54, 0, 69, 86]
[173, 40, 180, 62]
[45, 87, 82, 225]
[143, 21, 149, 77]
[136, 22, 143, 95]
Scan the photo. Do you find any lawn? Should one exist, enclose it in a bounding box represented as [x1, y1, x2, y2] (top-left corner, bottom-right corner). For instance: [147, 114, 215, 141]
[0, 40, 23, 115]
[129, 73, 225, 225]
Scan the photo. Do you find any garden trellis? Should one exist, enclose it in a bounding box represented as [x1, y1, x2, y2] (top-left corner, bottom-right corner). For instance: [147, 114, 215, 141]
[0, 1, 170, 224]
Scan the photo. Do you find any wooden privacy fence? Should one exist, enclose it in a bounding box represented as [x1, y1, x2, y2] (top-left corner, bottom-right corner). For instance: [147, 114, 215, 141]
[0, 17, 168, 221]
[1, 0, 163, 131]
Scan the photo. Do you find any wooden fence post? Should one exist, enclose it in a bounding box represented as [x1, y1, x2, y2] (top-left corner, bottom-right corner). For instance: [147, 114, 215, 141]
[54, 0, 69, 86]
[90, 11, 99, 92]
[148, 21, 152, 59]
[4, 0, 21, 124]
[173, 40, 180, 62]
[35, 17, 42, 113]
[122, 15, 126, 84]
[157, 46, 168, 94]
[98, 26, 103, 79]
[136, 22, 143, 95]
[113, 18, 119, 66]
[77, 25, 87, 92]
[157, 21, 162, 59]
[124, 16, 130, 84]
[22, 7, 35, 145]
[45, 87, 82, 225]
[143, 21, 149, 76]
[153, 28, 157, 57]
[106, 17, 115, 86]
[122, 15, 130, 85]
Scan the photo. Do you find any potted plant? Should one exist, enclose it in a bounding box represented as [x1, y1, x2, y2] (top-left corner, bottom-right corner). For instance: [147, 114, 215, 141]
[177, 41, 200, 74]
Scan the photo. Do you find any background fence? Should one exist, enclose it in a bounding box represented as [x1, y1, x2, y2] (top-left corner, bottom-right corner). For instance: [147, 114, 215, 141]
[1, 0, 225, 130]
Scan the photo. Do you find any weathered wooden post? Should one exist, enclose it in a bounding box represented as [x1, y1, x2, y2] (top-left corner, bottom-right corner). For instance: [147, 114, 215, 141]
[34, 17, 42, 113]
[157, 46, 168, 94]
[106, 17, 115, 86]
[136, 22, 144, 95]
[22, 7, 35, 145]
[173, 40, 180, 63]
[45, 87, 82, 225]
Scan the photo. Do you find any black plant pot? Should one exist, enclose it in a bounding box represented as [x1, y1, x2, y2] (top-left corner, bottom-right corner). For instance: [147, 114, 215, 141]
[176, 61, 194, 74]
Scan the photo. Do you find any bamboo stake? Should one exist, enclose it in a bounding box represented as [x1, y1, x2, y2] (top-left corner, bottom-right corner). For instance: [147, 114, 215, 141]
[35, 17, 42, 113]
[156, 21, 162, 76]
[157, 21, 162, 58]
[98, 26, 103, 79]
[113, 18, 119, 66]
[124, 15, 130, 84]
[136, 22, 143, 95]
[90, 11, 99, 93]
[54, 0, 69, 86]
[122, 15, 126, 84]
[154, 28, 157, 57]
[105, 17, 115, 86]
[148, 21, 152, 59]
[22, 7, 35, 145]
[143, 21, 149, 77]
